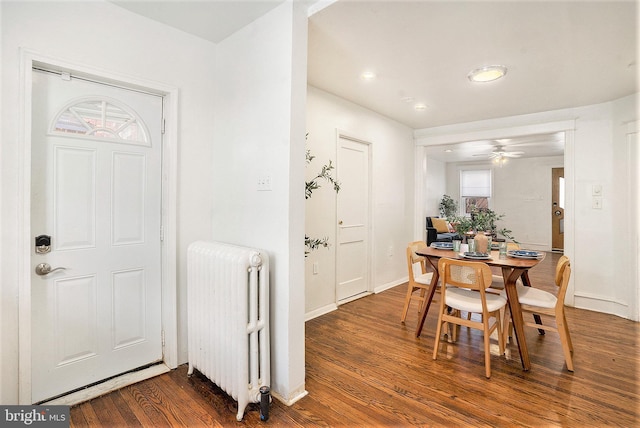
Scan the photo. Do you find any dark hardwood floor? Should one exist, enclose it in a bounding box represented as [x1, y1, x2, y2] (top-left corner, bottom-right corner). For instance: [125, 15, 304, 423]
[71, 253, 640, 427]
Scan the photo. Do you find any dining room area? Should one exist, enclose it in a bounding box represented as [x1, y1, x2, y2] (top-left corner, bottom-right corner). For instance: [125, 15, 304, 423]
[299, 249, 639, 426]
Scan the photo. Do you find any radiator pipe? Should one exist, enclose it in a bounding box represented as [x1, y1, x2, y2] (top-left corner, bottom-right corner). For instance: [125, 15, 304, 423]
[259, 386, 270, 421]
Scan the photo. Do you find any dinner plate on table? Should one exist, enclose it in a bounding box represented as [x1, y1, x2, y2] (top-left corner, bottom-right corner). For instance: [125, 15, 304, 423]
[508, 250, 543, 259]
[431, 242, 453, 249]
[462, 252, 491, 260]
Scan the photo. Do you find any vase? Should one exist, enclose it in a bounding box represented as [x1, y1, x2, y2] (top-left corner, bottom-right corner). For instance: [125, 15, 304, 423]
[474, 231, 489, 253]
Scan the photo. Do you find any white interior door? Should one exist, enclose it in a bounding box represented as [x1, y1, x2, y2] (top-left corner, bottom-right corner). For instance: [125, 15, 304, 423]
[336, 136, 370, 302]
[30, 70, 163, 402]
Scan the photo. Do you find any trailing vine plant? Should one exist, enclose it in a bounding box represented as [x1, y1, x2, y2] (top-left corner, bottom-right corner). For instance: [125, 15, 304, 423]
[305, 144, 340, 256]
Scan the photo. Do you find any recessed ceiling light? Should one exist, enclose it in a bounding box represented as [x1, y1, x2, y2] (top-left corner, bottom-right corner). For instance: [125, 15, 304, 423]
[444, 149, 453, 153]
[414, 103, 427, 111]
[468, 65, 507, 83]
[361, 71, 376, 81]
[401, 96, 415, 103]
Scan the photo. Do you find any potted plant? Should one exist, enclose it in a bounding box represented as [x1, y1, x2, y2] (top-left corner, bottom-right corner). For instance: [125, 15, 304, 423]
[470, 207, 518, 243]
[450, 215, 473, 242]
[439, 194, 458, 220]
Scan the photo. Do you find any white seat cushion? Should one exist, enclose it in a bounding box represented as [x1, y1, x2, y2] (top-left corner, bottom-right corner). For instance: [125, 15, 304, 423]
[445, 288, 507, 313]
[415, 272, 434, 285]
[500, 284, 557, 309]
[488, 274, 523, 290]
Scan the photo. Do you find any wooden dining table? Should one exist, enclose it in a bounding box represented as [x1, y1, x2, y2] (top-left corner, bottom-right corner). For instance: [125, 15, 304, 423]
[414, 246, 546, 371]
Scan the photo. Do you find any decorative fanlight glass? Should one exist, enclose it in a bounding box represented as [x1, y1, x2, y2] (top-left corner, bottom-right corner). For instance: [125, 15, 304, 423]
[52, 98, 149, 144]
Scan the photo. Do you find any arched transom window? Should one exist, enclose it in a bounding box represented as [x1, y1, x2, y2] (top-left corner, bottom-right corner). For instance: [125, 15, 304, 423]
[51, 97, 150, 144]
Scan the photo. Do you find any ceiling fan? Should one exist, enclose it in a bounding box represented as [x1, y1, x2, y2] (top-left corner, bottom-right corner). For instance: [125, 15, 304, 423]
[473, 145, 525, 160]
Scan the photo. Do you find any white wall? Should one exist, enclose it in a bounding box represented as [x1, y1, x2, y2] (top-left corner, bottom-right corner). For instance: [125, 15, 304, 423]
[212, 0, 307, 405]
[416, 93, 639, 321]
[424, 158, 447, 217]
[442, 156, 564, 251]
[305, 86, 415, 317]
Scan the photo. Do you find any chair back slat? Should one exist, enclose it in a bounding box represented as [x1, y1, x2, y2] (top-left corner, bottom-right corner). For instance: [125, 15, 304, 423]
[406, 241, 428, 281]
[555, 255, 570, 287]
[439, 258, 492, 291]
[555, 261, 571, 309]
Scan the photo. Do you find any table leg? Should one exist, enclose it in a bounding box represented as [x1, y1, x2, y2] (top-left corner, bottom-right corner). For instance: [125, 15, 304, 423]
[520, 271, 545, 335]
[502, 267, 531, 371]
[415, 257, 439, 338]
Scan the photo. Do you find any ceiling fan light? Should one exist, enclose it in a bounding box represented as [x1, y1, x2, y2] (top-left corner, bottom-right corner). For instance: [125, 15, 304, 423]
[468, 65, 507, 83]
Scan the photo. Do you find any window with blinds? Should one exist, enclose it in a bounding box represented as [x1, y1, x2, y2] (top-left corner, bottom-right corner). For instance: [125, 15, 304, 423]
[460, 169, 491, 214]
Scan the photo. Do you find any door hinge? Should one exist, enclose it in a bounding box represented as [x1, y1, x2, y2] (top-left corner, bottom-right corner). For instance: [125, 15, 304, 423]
[161, 118, 166, 134]
[160, 225, 164, 242]
[161, 330, 165, 347]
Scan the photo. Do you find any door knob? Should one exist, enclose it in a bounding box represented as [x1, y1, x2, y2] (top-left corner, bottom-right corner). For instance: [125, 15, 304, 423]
[338, 220, 343, 225]
[35, 263, 66, 276]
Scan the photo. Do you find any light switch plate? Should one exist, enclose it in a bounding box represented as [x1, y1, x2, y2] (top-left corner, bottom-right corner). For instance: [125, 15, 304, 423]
[257, 175, 272, 191]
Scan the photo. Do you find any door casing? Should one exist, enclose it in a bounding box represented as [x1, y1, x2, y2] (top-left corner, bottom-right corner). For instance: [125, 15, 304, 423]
[18, 50, 179, 404]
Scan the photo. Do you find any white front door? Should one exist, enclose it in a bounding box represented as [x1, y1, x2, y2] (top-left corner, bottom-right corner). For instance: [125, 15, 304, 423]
[30, 70, 163, 402]
[336, 136, 370, 302]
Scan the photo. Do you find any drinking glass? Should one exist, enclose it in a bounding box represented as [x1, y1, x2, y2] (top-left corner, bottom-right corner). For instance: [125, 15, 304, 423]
[452, 240, 461, 253]
[499, 242, 508, 259]
[468, 239, 476, 253]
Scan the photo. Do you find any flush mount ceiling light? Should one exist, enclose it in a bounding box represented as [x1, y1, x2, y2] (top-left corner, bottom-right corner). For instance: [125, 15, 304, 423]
[360, 71, 376, 81]
[468, 65, 507, 83]
[414, 103, 427, 111]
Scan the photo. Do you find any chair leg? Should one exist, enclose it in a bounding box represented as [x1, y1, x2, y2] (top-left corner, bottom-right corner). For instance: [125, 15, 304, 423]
[450, 309, 462, 342]
[495, 312, 505, 355]
[556, 318, 574, 372]
[432, 310, 445, 361]
[502, 307, 512, 347]
[562, 312, 573, 352]
[483, 322, 492, 378]
[400, 284, 415, 323]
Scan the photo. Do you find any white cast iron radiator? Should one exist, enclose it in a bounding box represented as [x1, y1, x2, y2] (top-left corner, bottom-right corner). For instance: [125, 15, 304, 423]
[187, 241, 270, 421]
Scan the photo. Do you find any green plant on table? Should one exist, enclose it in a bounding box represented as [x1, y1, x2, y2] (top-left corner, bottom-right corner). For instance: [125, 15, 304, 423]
[470, 207, 518, 243]
[450, 216, 473, 238]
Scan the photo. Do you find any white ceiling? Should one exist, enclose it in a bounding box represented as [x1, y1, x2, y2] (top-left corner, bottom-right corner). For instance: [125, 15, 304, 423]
[308, 1, 637, 130]
[110, 0, 286, 43]
[110, 0, 638, 162]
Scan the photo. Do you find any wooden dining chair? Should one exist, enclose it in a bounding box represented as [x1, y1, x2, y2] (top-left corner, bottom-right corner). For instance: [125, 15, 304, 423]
[401, 241, 435, 323]
[502, 255, 574, 371]
[433, 258, 507, 378]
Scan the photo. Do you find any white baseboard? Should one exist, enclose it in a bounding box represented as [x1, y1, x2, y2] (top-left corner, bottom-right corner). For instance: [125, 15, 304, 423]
[374, 277, 407, 294]
[305, 303, 338, 321]
[271, 387, 309, 406]
[573, 293, 629, 319]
